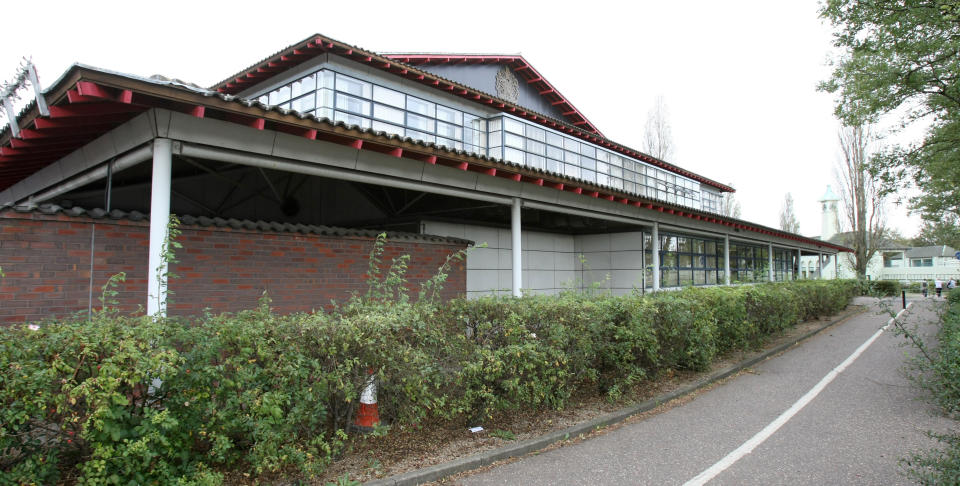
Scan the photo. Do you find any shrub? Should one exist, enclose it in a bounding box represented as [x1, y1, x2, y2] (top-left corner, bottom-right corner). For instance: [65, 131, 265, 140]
[0, 239, 858, 483]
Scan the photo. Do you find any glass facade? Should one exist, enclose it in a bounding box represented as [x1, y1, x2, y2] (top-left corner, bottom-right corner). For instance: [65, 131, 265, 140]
[773, 248, 795, 281]
[729, 242, 770, 283]
[643, 232, 725, 288]
[253, 68, 727, 214]
[257, 70, 487, 155]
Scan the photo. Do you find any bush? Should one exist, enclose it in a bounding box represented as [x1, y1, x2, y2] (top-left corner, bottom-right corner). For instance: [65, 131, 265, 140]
[901, 288, 960, 483]
[0, 239, 859, 483]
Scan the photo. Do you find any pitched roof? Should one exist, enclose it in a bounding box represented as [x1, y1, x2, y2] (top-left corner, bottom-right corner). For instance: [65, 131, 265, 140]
[208, 33, 733, 193]
[381, 53, 603, 136]
[905, 245, 958, 258]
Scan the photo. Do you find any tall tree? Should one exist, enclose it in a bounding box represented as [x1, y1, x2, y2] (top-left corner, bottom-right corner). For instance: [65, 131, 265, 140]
[835, 125, 886, 278]
[643, 95, 675, 161]
[820, 0, 960, 238]
[779, 193, 801, 233]
[719, 184, 742, 218]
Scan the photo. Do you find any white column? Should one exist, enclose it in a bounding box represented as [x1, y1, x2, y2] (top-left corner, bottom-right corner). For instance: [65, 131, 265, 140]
[148, 139, 172, 316]
[817, 252, 823, 280]
[724, 234, 731, 285]
[511, 197, 522, 298]
[652, 222, 660, 291]
[768, 243, 775, 282]
[796, 249, 802, 280]
[834, 254, 839, 279]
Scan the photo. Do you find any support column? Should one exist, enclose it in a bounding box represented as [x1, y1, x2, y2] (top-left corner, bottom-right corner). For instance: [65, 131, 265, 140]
[796, 249, 802, 280]
[768, 243, 775, 282]
[511, 197, 522, 298]
[724, 234, 731, 285]
[652, 222, 660, 291]
[817, 252, 823, 280]
[834, 254, 839, 279]
[147, 139, 172, 316]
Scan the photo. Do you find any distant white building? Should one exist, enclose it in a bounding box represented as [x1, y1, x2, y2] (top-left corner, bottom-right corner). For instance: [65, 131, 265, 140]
[801, 185, 960, 281]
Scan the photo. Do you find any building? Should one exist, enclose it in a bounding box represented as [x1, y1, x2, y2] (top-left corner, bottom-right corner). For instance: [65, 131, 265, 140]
[0, 34, 848, 323]
[801, 185, 959, 281]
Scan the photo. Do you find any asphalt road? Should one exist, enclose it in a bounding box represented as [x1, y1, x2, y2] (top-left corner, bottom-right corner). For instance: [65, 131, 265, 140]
[456, 298, 956, 485]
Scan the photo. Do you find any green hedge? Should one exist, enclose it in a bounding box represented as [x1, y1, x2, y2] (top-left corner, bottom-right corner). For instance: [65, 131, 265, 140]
[1, 266, 858, 483]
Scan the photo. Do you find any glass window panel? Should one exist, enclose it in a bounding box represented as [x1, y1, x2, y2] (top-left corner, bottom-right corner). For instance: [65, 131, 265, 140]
[407, 113, 434, 132]
[371, 120, 402, 135]
[315, 107, 334, 120]
[317, 89, 334, 109]
[299, 73, 316, 93]
[504, 117, 525, 134]
[596, 150, 609, 162]
[526, 140, 546, 155]
[597, 173, 609, 186]
[466, 114, 486, 132]
[336, 93, 370, 115]
[666, 236, 678, 251]
[679, 270, 693, 287]
[406, 96, 435, 117]
[291, 93, 315, 112]
[525, 153, 545, 170]
[505, 147, 524, 164]
[527, 126, 546, 142]
[706, 271, 717, 285]
[563, 163, 581, 178]
[489, 146, 502, 159]
[436, 121, 462, 139]
[582, 169, 596, 183]
[679, 254, 693, 268]
[505, 132, 524, 148]
[374, 104, 404, 124]
[405, 129, 435, 144]
[436, 105, 462, 124]
[707, 256, 718, 268]
[694, 271, 706, 286]
[581, 157, 596, 171]
[564, 151, 579, 164]
[373, 85, 405, 108]
[465, 129, 486, 147]
[678, 237, 691, 252]
[580, 143, 596, 157]
[336, 73, 371, 98]
[597, 161, 609, 174]
[546, 132, 564, 147]
[661, 252, 677, 267]
[257, 94, 268, 105]
[547, 145, 563, 160]
[624, 181, 637, 194]
[547, 158, 562, 173]
[317, 70, 335, 89]
[334, 111, 370, 129]
[488, 130, 502, 148]
[610, 166, 623, 178]
[563, 137, 579, 151]
[609, 155, 623, 167]
[663, 268, 679, 287]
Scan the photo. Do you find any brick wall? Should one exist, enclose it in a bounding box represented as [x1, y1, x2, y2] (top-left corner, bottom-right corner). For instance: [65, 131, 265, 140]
[0, 210, 467, 324]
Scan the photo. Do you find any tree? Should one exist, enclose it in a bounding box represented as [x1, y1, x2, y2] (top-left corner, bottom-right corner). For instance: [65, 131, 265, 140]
[820, 0, 960, 244]
[912, 216, 960, 249]
[835, 125, 886, 278]
[719, 184, 741, 218]
[779, 193, 801, 233]
[643, 95, 675, 161]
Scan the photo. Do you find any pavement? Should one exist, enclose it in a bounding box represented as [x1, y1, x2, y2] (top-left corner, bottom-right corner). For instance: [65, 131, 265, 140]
[368, 297, 957, 485]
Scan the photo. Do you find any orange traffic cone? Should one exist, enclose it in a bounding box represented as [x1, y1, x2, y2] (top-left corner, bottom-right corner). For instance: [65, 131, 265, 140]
[354, 369, 380, 432]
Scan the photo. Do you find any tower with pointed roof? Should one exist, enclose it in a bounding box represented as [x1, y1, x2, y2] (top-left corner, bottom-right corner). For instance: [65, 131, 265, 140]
[819, 185, 840, 241]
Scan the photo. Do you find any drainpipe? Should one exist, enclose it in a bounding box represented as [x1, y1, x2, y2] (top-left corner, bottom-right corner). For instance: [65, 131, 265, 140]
[724, 234, 731, 285]
[652, 222, 660, 291]
[511, 197, 522, 298]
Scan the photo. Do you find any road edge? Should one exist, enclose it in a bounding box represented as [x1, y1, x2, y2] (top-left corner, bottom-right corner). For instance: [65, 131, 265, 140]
[365, 305, 868, 486]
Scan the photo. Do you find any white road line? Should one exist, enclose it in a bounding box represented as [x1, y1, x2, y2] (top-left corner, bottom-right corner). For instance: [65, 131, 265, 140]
[683, 303, 912, 486]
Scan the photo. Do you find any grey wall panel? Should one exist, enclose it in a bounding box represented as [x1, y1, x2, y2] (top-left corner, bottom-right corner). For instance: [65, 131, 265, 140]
[271, 132, 359, 170]
[166, 111, 277, 156]
[420, 64, 569, 120]
[355, 150, 425, 180]
[421, 163, 479, 189]
[110, 113, 156, 154]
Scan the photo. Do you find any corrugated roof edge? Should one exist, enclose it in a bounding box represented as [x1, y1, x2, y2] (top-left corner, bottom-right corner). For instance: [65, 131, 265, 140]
[0, 203, 474, 246]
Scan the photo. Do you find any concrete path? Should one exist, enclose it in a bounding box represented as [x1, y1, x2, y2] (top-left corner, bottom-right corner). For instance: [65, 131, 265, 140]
[455, 298, 956, 485]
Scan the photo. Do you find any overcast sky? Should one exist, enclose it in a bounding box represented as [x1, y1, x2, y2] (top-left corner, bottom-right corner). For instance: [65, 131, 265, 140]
[0, 0, 922, 238]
